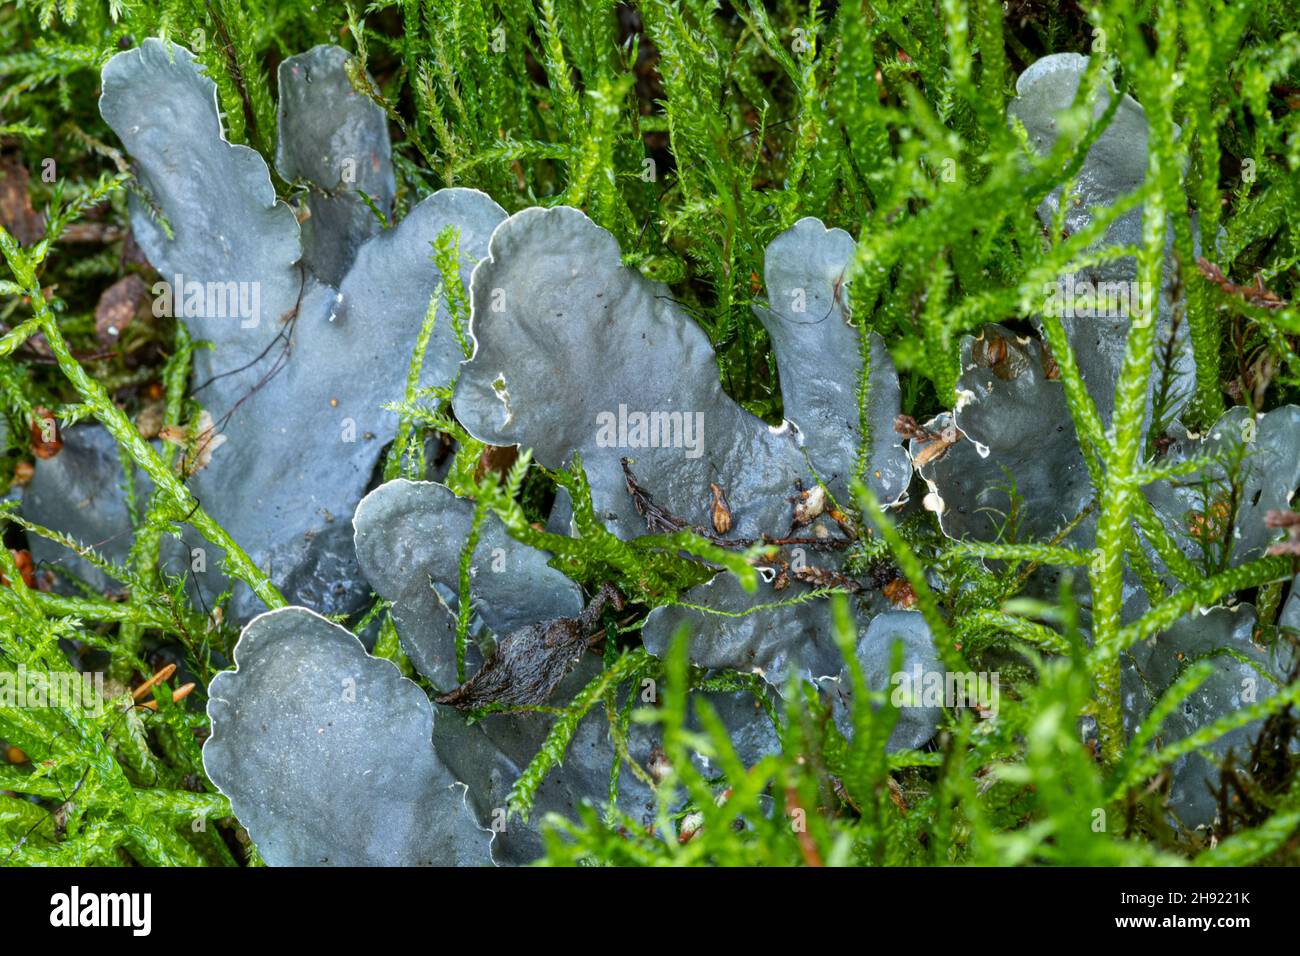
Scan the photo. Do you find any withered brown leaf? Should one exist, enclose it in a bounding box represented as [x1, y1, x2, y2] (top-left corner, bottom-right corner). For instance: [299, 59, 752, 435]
[708, 481, 732, 535]
[94, 274, 149, 346]
[0, 152, 44, 246]
[30, 407, 61, 459]
[436, 583, 625, 712]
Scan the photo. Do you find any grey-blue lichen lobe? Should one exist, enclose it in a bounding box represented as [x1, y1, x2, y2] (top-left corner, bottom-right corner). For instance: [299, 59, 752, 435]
[1122, 604, 1295, 829]
[1144, 405, 1300, 570]
[276, 44, 395, 287]
[204, 606, 494, 866]
[453, 205, 810, 540]
[100, 39, 304, 363]
[22, 423, 189, 593]
[89, 40, 509, 623]
[643, 572, 847, 688]
[352, 479, 583, 688]
[1009, 51, 1195, 428]
[912, 325, 1092, 555]
[819, 611, 946, 752]
[755, 217, 909, 506]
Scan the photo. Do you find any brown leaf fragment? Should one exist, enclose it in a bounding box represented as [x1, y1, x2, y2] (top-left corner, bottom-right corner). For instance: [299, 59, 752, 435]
[1040, 341, 1060, 381]
[436, 583, 625, 712]
[971, 328, 1030, 380]
[61, 222, 124, 244]
[621, 457, 687, 533]
[0, 152, 44, 246]
[121, 228, 151, 268]
[887, 775, 909, 813]
[474, 443, 519, 483]
[1, 549, 36, 589]
[910, 424, 961, 469]
[791, 564, 863, 595]
[708, 481, 732, 535]
[893, 414, 934, 442]
[435, 617, 588, 712]
[94, 274, 148, 345]
[1197, 257, 1288, 310]
[827, 507, 858, 540]
[30, 407, 60, 459]
[882, 576, 917, 609]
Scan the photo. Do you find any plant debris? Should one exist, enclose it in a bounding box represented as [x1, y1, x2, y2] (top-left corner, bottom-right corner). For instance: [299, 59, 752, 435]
[437, 583, 625, 711]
